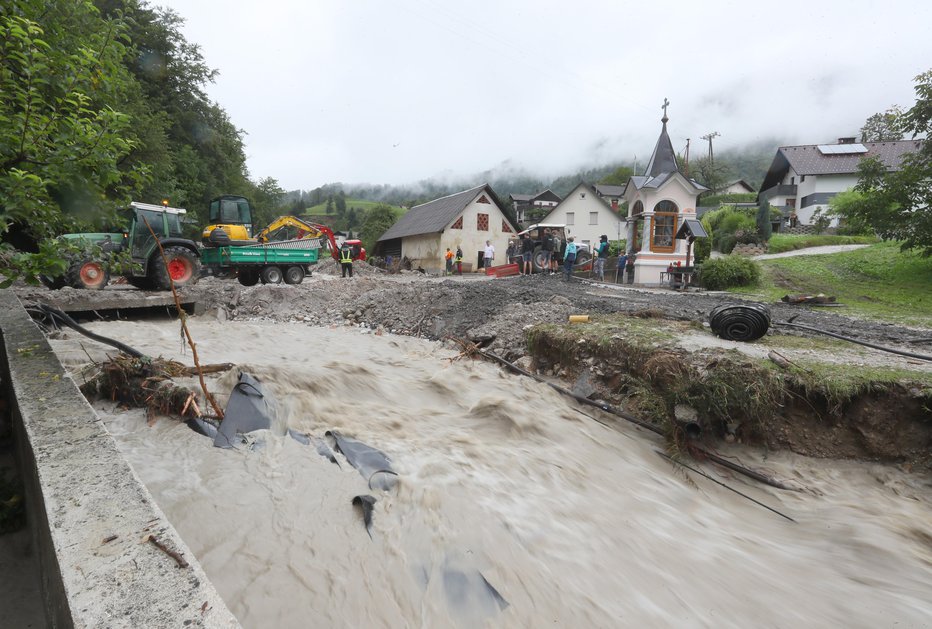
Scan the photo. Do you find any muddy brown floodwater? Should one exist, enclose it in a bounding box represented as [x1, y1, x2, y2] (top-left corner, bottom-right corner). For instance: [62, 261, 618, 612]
[52, 319, 932, 628]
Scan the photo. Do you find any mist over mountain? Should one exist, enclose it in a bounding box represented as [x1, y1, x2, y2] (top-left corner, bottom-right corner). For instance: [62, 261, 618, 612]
[285, 137, 784, 209]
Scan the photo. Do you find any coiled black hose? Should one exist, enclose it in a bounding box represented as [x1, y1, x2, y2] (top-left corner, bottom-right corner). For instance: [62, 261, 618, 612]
[708, 303, 772, 341]
[708, 303, 932, 363]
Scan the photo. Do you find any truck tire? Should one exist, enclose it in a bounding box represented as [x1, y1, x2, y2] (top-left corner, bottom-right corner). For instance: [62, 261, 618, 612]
[283, 265, 305, 285]
[260, 265, 283, 284]
[532, 247, 549, 273]
[66, 260, 109, 290]
[575, 251, 592, 271]
[151, 246, 200, 291]
[237, 269, 260, 287]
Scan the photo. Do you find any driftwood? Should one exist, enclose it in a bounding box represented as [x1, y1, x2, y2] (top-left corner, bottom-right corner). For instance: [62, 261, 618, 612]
[80, 355, 231, 419]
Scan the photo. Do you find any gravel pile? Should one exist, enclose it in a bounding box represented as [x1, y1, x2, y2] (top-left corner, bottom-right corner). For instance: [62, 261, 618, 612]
[17, 271, 932, 360]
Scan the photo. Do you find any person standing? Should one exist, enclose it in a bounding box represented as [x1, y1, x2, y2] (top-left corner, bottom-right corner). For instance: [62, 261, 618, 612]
[541, 229, 554, 275]
[594, 234, 610, 281]
[340, 242, 354, 278]
[563, 236, 577, 279]
[483, 240, 495, 269]
[455, 246, 463, 275]
[444, 247, 454, 275]
[505, 240, 517, 267]
[551, 232, 562, 274]
[520, 232, 534, 275]
[616, 252, 628, 283]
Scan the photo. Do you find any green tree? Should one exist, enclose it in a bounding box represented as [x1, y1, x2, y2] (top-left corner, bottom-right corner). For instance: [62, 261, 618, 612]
[0, 1, 138, 283]
[325, 195, 333, 215]
[598, 166, 633, 186]
[835, 70, 932, 256]
[250, 177, 285, 227]
[692, 156, 729, 194]
[346, 207, 358, 231]
[360, 203, 396, 253]
[756, 199, 773, 242]
[335, 190, 346, 214]
[859, 105, 906, 142]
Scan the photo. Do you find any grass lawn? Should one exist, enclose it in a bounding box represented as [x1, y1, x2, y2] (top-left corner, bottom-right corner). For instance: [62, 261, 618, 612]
[729, 241, 932, 326]
[303, 198, 406, 218]
[766, 233, 878, 253]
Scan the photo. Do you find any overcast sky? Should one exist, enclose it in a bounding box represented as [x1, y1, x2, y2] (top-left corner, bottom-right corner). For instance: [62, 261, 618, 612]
[156, 0, 932, 190]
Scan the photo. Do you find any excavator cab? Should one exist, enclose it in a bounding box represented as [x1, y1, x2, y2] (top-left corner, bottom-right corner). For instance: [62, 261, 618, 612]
[202, 195, 255, 246]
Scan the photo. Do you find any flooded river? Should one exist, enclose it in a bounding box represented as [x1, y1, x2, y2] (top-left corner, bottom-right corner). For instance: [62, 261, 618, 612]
[52, 319, 932, 628]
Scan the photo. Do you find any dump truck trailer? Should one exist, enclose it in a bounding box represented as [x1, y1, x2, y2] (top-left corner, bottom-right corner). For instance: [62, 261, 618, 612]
[200, 238, 321, 286]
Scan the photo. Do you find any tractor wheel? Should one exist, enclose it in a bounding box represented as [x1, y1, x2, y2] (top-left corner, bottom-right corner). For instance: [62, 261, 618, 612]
[260, 265, 283, 285]
[66, 260, 109, 290]
[531, 247, 549, 273]
[575, 251, 592, 271]
[237, 269, 260, 286]
[151, 246, 200, 291]
[283, 265, 305, 285]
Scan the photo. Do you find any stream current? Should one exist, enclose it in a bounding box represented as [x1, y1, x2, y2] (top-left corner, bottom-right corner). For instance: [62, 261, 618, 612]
[52, 319, 932, 628]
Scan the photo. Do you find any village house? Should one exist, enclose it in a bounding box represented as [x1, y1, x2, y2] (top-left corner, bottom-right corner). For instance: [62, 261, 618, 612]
[622, 106, 708, 285]
[758, 138, 921, 226]
[376, 184, 517, 273]
[509, 189, 562, 225]
[538, 182, 625, 250]
[718, 179, 756, 195]
[593, 184, 626, 210]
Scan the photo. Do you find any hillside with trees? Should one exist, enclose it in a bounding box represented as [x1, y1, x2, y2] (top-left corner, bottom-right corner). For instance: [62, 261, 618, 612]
[0, 0, 280, 283]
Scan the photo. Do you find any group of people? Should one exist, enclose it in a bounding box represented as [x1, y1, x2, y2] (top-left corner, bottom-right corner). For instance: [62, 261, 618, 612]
[443, 246, 464, 275]
[440, 231, 621, 281]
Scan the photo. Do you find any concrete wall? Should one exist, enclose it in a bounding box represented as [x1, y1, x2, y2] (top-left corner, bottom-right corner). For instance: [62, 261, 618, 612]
[0, 291, 239, 628]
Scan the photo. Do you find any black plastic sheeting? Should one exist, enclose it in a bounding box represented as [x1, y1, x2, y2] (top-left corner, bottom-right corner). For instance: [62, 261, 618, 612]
[326, 430, 399, 490]
[352, 495, 376, 539]
[708, 303, 771, 341]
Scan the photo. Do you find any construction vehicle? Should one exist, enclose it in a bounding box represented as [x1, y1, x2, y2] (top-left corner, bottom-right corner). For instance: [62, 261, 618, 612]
[200, 195, 255, 245]
[42, 202, 201, 291]
[203, 210, 366, 262]
[200, 239, 321, 286]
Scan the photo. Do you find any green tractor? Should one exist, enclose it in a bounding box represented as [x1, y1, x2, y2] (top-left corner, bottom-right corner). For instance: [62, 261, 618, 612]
[43, 201, 201, 291]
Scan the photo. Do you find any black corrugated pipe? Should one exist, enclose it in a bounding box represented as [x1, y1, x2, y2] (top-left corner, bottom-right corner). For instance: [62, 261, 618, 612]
[707, 303, 932, 363]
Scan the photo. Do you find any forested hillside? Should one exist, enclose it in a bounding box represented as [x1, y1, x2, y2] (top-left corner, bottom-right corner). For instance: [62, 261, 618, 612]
[0, 0, 276, 282]
[285, 139, 781, 217]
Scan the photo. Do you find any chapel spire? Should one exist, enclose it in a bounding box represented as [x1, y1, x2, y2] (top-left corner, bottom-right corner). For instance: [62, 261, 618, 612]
[644, 97, 678, 178]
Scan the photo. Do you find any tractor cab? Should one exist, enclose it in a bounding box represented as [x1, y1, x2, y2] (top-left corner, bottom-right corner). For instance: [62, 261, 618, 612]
[202, 195, 255, 245]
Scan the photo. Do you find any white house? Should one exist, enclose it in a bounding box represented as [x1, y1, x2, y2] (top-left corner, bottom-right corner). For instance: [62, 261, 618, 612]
[758, 138, 921, 226]
[510, 189, 562, 224]
[376, 184, 517, 273]
[719, 179, 755, 195]
[622, 110, 708, 285]
[539, 182, 624, 250]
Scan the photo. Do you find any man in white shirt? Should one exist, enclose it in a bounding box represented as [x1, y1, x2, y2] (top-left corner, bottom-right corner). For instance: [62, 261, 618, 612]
[483, 240, 495, 268]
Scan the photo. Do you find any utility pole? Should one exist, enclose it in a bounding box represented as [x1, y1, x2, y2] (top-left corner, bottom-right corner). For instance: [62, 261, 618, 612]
[701, 131, 720, 164]
[684, 138, 690, 176]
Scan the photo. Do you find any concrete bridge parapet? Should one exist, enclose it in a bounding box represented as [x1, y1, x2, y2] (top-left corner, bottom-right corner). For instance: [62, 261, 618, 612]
[0, 291, 239, 628]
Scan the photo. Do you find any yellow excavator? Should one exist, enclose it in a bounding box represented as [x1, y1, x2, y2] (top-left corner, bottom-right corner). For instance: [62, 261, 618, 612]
[201, 195, 365, 261]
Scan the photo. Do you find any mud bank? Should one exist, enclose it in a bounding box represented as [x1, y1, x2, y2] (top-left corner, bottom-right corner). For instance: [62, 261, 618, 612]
[524, 314, 932, 468]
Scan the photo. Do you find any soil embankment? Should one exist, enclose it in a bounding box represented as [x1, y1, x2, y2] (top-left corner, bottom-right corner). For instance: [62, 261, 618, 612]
[16, 267, 932, 467]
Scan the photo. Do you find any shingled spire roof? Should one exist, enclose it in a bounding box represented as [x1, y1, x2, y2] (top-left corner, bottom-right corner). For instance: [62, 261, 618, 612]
[643, 111, 678, 177]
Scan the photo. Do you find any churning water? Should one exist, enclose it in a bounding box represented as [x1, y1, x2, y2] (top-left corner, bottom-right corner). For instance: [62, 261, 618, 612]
[52, 319, 932, 628]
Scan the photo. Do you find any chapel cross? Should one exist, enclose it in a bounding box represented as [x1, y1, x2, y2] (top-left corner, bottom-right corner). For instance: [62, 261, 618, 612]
[661, 97, 670, 119]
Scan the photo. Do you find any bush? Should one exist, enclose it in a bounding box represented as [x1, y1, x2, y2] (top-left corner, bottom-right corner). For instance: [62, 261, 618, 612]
[699, 255, 762, 290]
[734, 228, 761, 245]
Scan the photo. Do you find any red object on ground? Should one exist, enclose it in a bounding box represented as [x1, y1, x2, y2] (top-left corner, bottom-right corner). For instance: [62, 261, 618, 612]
[485, 263, 520, 278]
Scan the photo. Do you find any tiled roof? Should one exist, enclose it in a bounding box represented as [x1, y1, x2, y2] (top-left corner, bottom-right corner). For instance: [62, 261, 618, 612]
[759, 139, 922, 192]
[378, 184, 510, 241]
[594, 184, 625, 197]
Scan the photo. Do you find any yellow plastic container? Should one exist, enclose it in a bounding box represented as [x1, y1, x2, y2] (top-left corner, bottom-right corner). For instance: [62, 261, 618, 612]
[568, 315, 590, 323]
